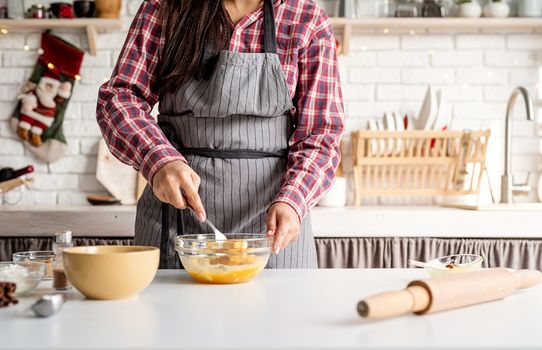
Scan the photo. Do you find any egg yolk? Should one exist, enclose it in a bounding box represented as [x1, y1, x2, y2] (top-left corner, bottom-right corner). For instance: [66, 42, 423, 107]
[183, 255, 266, 284]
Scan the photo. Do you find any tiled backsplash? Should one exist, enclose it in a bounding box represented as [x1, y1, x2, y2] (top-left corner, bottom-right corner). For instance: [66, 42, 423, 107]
[0, 0, 541, 205]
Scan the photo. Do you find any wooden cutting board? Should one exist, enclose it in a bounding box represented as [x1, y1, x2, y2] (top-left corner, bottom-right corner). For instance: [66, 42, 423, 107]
[0, 177, 34, 194]
[96, 140, 147, 205]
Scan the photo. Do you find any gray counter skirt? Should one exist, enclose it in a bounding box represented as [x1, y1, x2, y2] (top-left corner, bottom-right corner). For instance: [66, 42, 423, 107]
[2, 236, 541, 270]
[0, 237, 132, 261]
[315, 237, 542, 270]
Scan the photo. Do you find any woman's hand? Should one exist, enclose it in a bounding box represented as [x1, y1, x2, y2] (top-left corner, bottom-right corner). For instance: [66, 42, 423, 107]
[266, 203, 300, 254]
[152, 161, 206, 222]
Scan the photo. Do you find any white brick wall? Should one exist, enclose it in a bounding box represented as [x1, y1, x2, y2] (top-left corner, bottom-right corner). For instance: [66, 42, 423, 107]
[0, 0, 541, 205]
[341, 29, 542, 203]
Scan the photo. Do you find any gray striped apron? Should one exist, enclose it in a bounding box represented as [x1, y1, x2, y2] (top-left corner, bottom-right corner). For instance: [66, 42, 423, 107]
[135, 0, 317, 269]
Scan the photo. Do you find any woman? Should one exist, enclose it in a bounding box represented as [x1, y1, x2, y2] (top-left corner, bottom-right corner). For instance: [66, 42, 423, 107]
[97, 0, 344, 269]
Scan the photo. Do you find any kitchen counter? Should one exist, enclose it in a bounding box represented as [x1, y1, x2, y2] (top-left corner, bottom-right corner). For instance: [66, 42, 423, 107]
[1, 269, 541, 349]
[1, 205, 541, 238]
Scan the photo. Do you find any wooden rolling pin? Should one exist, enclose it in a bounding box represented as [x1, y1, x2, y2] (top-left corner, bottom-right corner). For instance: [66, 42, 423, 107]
[358, 268, 542, 320]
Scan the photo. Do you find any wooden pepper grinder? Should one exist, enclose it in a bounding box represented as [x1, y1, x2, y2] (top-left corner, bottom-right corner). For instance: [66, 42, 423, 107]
[53, 231, 73, 291]
[358, 268, 542, 320]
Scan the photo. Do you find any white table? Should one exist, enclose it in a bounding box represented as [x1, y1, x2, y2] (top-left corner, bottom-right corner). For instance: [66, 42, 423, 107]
[1, 269, 542, 349]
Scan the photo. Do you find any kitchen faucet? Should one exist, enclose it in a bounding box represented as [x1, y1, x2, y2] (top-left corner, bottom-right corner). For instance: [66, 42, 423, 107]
[500, 87, 535, 203]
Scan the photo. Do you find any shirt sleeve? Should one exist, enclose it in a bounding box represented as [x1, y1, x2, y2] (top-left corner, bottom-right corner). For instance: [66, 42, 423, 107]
[96, 0, 186, 185]
[272, 22, 345, 220]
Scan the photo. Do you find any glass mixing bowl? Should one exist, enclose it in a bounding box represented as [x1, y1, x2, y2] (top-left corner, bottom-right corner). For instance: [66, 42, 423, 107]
[13, 251, 54, 280]
[175, 234, 272, 284]
[425, 254, 484, 277]
[0, 261, 47, 296]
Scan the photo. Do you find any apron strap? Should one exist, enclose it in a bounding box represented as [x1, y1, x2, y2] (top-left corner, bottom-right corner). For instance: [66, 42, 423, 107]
[263, 0, 277, 54]
[160, 202, 170, 268]
[160, 204, 186, 269]
[175, 147, 287, 159]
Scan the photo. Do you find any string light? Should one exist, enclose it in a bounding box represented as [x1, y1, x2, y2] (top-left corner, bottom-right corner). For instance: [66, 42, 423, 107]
[360, 46, 368, 52]
[409, 30, 416, 36]
[0, 34, 83, 81]
[383, 28, 389, 34]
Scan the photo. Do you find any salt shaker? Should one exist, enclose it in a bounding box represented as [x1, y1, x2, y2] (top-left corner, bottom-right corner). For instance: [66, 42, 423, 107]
[52, 231, 73, 291]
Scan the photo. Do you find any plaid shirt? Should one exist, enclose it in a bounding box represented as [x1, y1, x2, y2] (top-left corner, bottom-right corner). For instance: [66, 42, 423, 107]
[97, 0, 344, 220]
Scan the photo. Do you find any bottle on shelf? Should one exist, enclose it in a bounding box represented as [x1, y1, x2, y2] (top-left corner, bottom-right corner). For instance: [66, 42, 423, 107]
[0, 165, 34, 183]
[52, 231, 73, 291]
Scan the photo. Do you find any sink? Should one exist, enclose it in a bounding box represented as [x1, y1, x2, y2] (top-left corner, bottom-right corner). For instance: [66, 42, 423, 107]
[442, 203, 542, 211]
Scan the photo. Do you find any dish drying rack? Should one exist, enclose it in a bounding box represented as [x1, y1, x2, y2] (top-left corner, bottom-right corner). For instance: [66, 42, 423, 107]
[350, 130, 491, 206]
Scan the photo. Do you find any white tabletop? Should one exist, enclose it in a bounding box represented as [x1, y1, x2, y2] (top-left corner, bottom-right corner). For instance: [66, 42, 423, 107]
[1, 269, 542, 349]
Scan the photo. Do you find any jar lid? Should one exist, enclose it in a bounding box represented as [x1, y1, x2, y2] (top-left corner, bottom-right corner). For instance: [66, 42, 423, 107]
[54, 231, 72, 243]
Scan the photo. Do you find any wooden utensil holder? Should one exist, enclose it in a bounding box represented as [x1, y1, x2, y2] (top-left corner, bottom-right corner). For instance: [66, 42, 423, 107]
[350, 130, 491, 205]
[95, 0, 121, 18]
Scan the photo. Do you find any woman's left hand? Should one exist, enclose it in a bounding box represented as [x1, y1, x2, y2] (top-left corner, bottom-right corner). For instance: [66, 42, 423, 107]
[266, 203, 300, 254]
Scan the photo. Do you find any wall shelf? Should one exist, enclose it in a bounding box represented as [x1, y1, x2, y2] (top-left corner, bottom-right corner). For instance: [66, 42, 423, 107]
[0, 19, 123, 55]
[330, 17, 542, 54]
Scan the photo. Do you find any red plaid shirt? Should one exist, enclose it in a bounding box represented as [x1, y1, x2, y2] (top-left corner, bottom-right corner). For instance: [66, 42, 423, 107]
[97, 0, 344, 219]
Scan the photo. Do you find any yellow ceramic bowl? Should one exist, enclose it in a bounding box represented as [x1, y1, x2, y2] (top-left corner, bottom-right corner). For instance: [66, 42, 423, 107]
[63, 246, 159, 300]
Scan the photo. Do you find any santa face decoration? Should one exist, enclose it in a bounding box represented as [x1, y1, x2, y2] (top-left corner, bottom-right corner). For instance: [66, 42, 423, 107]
[17, 72, 72, 147]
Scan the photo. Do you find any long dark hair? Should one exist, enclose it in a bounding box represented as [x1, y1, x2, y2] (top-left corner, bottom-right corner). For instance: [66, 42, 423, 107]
[159, 0, 232, 93]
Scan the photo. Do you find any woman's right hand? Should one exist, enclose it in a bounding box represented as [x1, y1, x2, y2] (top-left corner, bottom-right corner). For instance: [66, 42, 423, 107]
[152, 160, 206, 222]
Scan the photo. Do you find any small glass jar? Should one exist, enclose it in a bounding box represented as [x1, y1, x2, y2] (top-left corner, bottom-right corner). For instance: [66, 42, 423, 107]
[440, 0, 456, 16]
[395, 0, 419, 17]
[52, 231, 73, 291]
[376, 0, 391, 17]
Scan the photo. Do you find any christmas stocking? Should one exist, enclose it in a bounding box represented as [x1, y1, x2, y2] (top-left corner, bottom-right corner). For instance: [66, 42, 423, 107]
[11, 32, 84, 163]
